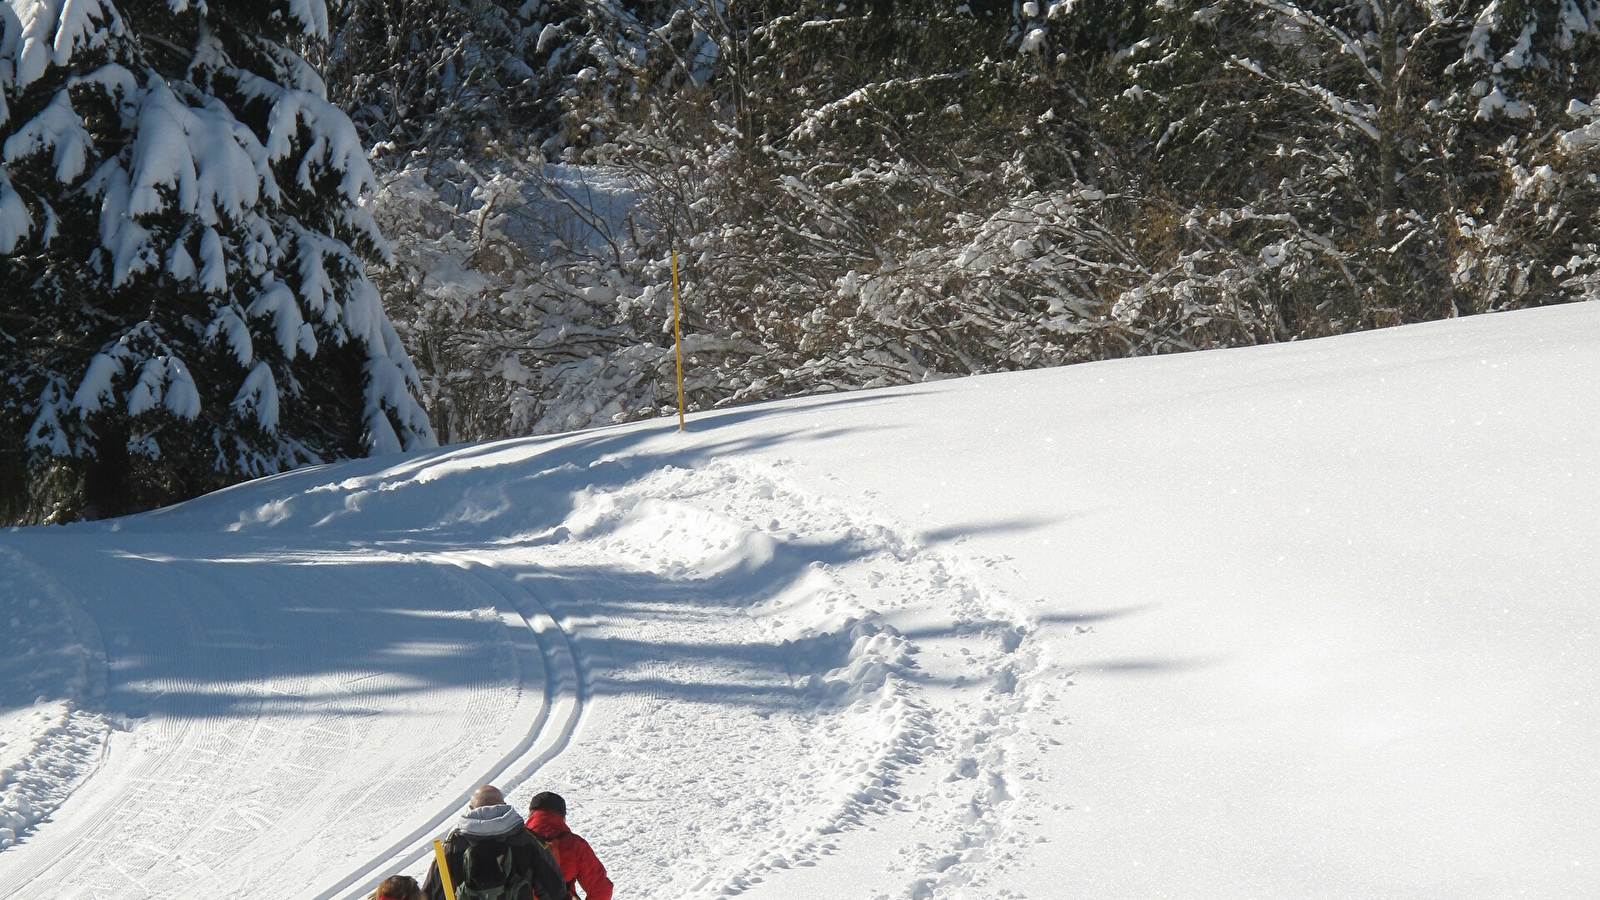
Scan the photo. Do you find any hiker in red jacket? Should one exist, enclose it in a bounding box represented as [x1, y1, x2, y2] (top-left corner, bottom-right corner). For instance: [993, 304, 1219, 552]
[526, 791, 613, 900]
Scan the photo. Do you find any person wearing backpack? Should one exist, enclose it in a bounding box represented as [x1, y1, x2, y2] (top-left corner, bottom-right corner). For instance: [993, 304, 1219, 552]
[423, 785, 567, 900]
[525, 792, 613, 900]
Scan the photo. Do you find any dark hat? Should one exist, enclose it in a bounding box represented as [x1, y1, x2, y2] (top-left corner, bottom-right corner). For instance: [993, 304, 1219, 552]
[530, 791, 567, 817]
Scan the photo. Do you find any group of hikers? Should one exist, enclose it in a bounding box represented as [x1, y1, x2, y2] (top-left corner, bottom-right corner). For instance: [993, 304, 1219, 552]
[371, 786, 613, 900]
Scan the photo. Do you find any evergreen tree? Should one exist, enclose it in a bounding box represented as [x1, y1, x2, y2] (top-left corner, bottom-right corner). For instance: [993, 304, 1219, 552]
[323, 0, 530, 156]
[0, 0, 435, 522]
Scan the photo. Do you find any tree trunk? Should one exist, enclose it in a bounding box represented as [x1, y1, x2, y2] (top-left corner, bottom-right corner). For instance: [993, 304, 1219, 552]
[1377, 0, 1402, 214]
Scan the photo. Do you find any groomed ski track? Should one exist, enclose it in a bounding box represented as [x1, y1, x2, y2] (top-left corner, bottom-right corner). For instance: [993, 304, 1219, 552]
[309, 557, 585, 900]
[3, 303, 1599, 899]
[1, 433, 1045, 900]
[0, 539, 585, 900]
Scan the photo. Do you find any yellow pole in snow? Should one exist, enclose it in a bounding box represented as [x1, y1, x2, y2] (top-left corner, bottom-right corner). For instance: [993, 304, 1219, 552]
[433, 839, 458, 900]
[671, 250, 686, 432]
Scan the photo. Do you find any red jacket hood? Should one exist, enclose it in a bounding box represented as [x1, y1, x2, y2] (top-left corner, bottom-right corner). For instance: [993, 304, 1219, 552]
[526, 809, 571, 839]
[523, 811, 613, 900]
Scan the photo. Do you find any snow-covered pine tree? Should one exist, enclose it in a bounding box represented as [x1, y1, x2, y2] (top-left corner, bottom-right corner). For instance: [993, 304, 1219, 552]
[333, 0, 747, 442]
[322, 0, 705, 160]
[0, 0, 435, 522]
[323, 0, 532, 156]
[1431, 1, 1600, 311]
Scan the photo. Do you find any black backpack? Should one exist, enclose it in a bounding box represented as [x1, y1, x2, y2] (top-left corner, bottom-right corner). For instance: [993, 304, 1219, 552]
[454, 839, 532, 900]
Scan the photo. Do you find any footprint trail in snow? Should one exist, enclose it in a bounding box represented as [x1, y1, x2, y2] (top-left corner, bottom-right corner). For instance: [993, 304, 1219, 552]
[476, 456, 1065, 900]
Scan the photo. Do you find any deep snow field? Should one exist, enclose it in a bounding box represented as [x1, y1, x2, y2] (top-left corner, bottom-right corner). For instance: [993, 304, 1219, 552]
[2, 303, 1597, 900]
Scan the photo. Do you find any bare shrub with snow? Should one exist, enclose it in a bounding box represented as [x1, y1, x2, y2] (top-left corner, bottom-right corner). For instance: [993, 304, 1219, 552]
[343, 0, 1600, 443]
[367, 156, 687, 439]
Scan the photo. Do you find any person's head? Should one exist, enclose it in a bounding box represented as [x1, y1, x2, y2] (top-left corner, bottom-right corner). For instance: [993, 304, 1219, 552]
[470, 785, 505, 809]
[529, 791, 567, 818]
[372, 875, 422, 900]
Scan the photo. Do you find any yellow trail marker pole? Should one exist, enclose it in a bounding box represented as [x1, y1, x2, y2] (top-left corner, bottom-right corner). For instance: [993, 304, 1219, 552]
[671, 250, 685, 432]
[433, 839, 458, 900]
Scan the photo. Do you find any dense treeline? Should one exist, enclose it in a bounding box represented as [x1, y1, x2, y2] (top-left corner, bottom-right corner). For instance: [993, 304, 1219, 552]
[337, 0, 1600, 444]
[5, 1, 1599, 519]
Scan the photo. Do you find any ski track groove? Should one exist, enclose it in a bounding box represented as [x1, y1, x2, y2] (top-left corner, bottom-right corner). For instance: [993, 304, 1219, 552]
[506, 456, 1040, 900]
[317, 553, 583, 900]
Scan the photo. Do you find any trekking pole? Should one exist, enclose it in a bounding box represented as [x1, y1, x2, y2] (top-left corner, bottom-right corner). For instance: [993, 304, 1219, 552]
[433, 839, 458, 900]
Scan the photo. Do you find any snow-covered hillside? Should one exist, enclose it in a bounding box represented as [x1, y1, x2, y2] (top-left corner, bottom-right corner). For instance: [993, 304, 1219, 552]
[2, 303, 1597, 899]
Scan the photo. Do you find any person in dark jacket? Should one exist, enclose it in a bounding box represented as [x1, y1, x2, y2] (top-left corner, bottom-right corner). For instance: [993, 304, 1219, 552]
[424, 785, 567, 900]
[525, 791, 613, 900]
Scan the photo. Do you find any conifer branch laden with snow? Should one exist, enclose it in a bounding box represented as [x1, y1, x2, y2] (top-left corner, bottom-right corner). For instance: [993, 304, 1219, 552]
[0, 0, 435, 522]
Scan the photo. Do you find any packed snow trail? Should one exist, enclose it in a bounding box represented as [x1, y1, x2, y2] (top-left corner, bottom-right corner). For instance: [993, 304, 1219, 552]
[307, 557, 584, 900]
[3, 302, 1598, 899]
[0, 536, 546, 897]
[0, 442, 1042, 900]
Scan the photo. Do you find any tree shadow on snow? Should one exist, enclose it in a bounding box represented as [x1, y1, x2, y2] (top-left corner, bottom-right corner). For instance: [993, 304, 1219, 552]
[0, 392, 1160, 720]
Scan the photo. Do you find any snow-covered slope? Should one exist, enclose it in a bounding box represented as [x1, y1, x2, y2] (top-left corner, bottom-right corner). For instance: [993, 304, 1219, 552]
[3, 303, 1597, 899]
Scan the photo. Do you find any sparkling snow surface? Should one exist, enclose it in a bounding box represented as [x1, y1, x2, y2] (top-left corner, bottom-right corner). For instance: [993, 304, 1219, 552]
[2, 303, 1597, 899]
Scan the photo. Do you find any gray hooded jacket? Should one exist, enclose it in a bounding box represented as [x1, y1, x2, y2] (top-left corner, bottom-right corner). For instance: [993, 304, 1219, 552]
[422, 803, 566, 900]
